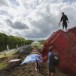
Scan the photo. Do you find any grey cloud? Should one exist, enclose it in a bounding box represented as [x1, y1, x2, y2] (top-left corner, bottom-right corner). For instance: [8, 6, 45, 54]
[14, 22, 29, 29]
[26, 15, 58, 39]
[9, 0, 20, 8]
[0, 10, 8, 15]
[6, 19, 12, 24]
[6, 19, 29, 30]
[63, 0, 76, 3]
[0, 10, 13, 18]
[0, 0, 8, 6]
[0, 0, 76, 40]
[25, 7, 59, 39]
[25, 4, 76, 40]
[23, 0, 76, 10]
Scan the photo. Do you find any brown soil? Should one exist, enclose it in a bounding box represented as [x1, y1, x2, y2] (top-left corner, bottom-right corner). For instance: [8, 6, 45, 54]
[1, 61, 65, 76]
[0, 53, 66, 76]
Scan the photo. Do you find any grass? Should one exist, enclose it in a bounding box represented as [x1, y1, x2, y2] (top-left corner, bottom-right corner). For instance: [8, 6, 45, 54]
[0, 62, 7, 70]
[6, 50, 17, 57]
[0, 50, 18, 70]
[0, 50, 18, 58]
[0, 54, 5, 58]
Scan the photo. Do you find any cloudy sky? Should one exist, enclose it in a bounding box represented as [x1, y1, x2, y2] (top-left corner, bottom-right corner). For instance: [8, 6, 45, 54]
[0, 0, 76, 40]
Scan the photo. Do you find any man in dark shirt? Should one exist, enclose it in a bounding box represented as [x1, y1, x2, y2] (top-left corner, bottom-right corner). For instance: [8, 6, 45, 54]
[48, 46, 56, 76]
[59, 12, 69, 31]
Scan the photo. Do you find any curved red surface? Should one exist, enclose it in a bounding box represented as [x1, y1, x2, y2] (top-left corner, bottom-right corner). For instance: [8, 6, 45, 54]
[42, 27, 76, 75]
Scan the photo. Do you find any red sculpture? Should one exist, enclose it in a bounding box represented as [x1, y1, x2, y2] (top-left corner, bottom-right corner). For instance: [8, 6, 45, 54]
[42, 27, 76, 76]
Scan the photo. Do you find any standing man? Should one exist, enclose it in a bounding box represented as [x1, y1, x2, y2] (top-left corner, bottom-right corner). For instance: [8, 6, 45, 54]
[59, 12, 69, 31]
[48, 46, 56, 76]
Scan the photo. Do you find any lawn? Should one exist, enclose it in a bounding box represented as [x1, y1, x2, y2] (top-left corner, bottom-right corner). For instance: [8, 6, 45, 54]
[0, 50, 18, 70]
[0, 62, 7, 70]
[0, 50, 18, 58]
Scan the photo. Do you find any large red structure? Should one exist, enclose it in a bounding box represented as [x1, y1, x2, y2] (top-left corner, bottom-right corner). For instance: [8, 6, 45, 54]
[42, 27, 76, 75]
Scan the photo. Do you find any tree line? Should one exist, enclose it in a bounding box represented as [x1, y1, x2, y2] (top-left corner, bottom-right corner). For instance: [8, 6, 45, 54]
[0, 33, 33, 52]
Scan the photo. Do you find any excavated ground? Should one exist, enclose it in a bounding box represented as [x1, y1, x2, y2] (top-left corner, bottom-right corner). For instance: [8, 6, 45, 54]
[0, 53, 67, 76]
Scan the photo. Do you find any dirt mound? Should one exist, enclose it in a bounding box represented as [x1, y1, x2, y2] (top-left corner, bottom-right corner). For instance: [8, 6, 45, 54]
[8, 63, 47, 76]
[0, 71, 9, 76]
[0, 45, 68, 76]
[8, 62, 68, 76]
[7, 63, 65, 76]
[0, 54, 66, 76]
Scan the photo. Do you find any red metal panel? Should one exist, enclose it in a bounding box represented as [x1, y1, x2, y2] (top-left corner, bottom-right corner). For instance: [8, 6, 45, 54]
[42, 27, 76, 75]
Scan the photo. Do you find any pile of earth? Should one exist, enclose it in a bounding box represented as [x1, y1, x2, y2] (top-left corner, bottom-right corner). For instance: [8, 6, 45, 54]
[3, 62, 66, 76]
[0, 45, 71, 76]
[0, 52, 67, 76]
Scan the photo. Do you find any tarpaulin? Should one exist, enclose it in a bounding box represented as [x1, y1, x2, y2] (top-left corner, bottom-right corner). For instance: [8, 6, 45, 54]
[21, 54, 42, 65]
